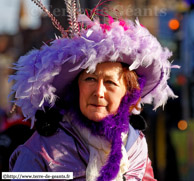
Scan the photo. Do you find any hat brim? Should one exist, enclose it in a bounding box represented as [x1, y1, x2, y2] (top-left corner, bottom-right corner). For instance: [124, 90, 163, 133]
[9, 19, 178, 123]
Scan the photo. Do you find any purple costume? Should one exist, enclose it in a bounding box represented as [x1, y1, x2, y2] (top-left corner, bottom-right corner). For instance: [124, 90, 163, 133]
[9, 120, 156, 180]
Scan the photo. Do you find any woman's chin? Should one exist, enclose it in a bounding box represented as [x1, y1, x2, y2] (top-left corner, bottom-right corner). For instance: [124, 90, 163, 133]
[86, 113, 107, 122]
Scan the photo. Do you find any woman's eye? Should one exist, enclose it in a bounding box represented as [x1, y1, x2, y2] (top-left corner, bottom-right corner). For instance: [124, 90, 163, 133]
[106, 80, 116, 85]
[85, 77, 96, 82]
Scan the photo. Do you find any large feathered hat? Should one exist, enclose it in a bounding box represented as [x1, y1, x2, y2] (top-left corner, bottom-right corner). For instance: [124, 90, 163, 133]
[9, 0, 179, 126]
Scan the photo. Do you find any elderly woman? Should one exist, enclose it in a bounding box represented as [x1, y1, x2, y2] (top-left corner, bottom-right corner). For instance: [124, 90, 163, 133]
[8, 2, 179, 180]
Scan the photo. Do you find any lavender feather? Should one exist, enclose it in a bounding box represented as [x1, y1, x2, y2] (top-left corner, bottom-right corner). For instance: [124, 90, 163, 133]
[9, 18, 179, 126]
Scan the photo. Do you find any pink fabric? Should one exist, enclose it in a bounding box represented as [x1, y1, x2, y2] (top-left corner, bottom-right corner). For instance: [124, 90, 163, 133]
[142, 158, 157, 181]
[124, 132, 156, 180]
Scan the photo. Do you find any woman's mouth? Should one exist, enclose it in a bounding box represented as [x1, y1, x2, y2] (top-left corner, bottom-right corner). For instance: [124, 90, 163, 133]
[90, 104, 106, 107]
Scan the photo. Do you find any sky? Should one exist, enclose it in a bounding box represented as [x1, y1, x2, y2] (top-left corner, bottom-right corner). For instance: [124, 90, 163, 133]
[0, 0, 49, 35]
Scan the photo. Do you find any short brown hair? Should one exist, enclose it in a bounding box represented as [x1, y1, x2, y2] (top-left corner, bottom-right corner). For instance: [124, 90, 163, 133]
[121, 64, 141, 113]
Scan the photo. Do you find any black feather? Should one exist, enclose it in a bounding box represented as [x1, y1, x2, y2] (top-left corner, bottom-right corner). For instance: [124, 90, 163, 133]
[35, 107, 63, 137]
[130, 114, 147, 131]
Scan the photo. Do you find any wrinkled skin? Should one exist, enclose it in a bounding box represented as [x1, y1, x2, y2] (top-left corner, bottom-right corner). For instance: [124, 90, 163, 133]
[78, 62, 126, 122]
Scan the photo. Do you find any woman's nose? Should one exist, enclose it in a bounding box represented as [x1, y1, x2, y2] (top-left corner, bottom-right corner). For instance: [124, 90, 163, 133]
[94, 80, 106, 98]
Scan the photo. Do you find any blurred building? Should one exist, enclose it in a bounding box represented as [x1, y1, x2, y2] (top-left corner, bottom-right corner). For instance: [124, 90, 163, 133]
[0, 35, 14, 110]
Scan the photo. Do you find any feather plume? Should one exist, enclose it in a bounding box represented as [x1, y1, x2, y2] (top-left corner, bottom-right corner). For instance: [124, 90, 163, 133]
[31, 0, 67, 37]
[76, 0, 81, 14]
[9, 18, 178, 125]
[64, 0, 80, 37]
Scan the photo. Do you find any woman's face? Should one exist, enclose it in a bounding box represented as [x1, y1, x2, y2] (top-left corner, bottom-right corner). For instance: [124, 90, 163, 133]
[78, 62, 127, 122]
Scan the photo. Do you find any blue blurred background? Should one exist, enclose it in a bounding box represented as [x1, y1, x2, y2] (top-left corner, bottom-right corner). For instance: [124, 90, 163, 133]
[0, 0, 194, 180]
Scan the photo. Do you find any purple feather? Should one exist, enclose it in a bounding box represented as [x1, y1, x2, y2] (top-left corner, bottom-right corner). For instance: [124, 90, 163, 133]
[9, 18, 178, 126]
